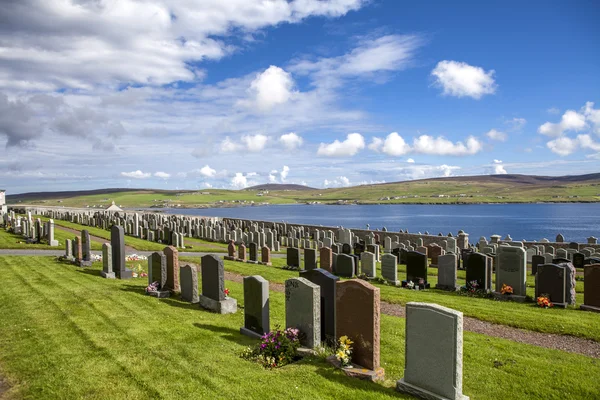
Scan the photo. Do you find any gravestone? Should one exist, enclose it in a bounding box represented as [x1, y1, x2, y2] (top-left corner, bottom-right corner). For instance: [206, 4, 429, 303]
[361, 251, 376, 278]
[320, 247, 333, 272]
[568, 242, 579, 251]
[381, 253, 399, 285]
[74, 236, 82, 262]
[285, 277, 320, 348]
[405, 251, 429, 288]
[535, 263, 575, 308]
[573, 252, 585, 269]
[335, 253, 355, 277]
[80, 230, 92, 267]
[226, 240, 235, 260]
[495, 246, 527, 299]
[531, 254, 545, 275]
[396, 302, 469, 400]
[287, 247, 300, 268]
[342, 243, 352, 255]
[111, 225, 132, 279]
[436, 254, 458, 291]
[148, 252, 169, 298]
[300, 268, 339, 344]
[335, 280, 383, 377]
[428, 244, 445, 267]
[248, 242, 258, 263]
[199, 255, 237, 314]
[180, 264, 199, 303]
[238, 243, 247, 262]
[581, 264, 600, 313]
[260, 246, 271, 266]
[64, 239, 74, 262]
[556, 234, 564, 243]
[304, 248, 317, 270]
[101, 243, 114, 279]
[47, 219, 58, 246]
[241, 275, 270, 339]
[465, 253, 492, 291]
[163, 246, 180, 292]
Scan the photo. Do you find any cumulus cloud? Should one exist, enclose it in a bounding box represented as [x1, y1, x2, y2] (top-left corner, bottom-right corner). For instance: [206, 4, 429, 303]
[220, 136, 241, 153]
[121, 170, 151, 179]
[323, 176, 351, 187]
[281, 165, 290, 181]
[395, 164, 460, 180]
[242, 134, 269, 152]
[368, 137, 383, 152]
[245, 66, 295, 111]
[154, 171, 170, 179]
[231, 172, 249, 189]
[406, 158, 415, 163]
[505, 117, 526, 131]
[412, 135, 482, 156]
[486, 129, 507, 142]
[199, 165, 217, 178]
[431, 60, 497, 99]
[547, 134, 600, 156]
[279, 132, 303, 150]
[538, 110, 586, 137]
[317, 133, 365, 156]
[383, 132, 412, 156]
[490, 160, 507, 175]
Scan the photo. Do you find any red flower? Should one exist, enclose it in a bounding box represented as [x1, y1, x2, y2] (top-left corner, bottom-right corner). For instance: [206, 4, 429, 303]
[224, 288, 230, 296]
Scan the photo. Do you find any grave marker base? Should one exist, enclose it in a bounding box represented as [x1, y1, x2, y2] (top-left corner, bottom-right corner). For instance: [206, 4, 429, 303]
[326, 355, 385, 382]
[492, 292, 527, 303]
[258, 262, 272, 266]
[239, 327, 263, 339]
[147, 290, 171, 298]
[580, 304, 600, 313]
[397, 378, 469, 400]
[224, 256, 236, 261]
[100, 271, 115, 279]
[78, 260, 93, 267]
[49, 240, 59, 247]
[199, 295, 237, 314]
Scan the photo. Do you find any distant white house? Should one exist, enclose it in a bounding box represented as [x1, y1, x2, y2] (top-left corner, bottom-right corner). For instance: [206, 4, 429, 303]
[105, 201, 123, 212]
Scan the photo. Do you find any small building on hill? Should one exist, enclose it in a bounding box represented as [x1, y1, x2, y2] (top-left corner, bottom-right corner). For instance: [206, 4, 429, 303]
[105, 201, 122, 212]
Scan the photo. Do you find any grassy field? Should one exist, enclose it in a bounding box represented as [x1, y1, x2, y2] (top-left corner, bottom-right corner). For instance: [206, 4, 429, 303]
[0, 227, 102, 251]
[178, 256, 600, 342]
[8, 175, 600, 208]
[0, 256, 598, 399]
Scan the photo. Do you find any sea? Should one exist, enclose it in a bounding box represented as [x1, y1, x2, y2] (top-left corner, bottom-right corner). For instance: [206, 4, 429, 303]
[157, 203, 600, 243]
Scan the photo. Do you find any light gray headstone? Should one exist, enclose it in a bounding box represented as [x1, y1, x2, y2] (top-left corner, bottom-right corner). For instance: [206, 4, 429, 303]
[361, 251, 376, 278]
[285, 277, 321, 349]
[436, 254, 458, 291]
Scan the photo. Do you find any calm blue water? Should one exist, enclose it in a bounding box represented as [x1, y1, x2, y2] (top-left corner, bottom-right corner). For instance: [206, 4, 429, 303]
[159, 204, 600, 243]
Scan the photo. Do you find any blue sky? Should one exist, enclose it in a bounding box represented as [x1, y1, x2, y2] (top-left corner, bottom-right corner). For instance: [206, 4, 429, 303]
[0, 0, 599, 193]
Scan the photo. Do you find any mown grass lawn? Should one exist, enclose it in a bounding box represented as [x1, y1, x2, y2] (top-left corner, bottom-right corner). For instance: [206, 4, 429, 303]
[178, 256, 600, 342]
[0, 256, 598, 399]
[0, 228, 102, 251]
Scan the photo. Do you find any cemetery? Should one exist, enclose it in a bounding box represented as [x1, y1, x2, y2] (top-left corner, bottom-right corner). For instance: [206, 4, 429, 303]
[0, 205, 599, 399]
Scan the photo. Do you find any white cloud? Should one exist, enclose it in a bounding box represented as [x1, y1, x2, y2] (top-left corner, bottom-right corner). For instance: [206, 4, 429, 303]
[245, 66, 295, 111]
[505, 117, 526, 131]
[291, 34, 424, 88]
[486, 129, 507, 142]
[279, 132, 303, 150]
[583, 102, 600, 135]
[269, 173, 277, 183]
[200, 182, 213, 188]
[368, 137, 383, 152]
[154, 171, 171, 179]
[547, 107, 561, 115]
[412, 135, 482, 156]
[242, 134, 269, 152]
[395, 164, 460, 180]
[323, 176, 351, 187]
[121, 170, 151, 179]
[231, 172, 248, 189]
[431, 60, 497, 99]
[199, 165, 217, 178]
[220, 136, 242, 153]
[490, 160, 507, 175]
[538, 110, 586, 137]
[383, 132, 411, 156]
[547, 134, 600, 156]
[281, 165, 290, 181]
[0, 0, 366, 92]
[406, 158, 415, 163]
[317, 133, 365, 156]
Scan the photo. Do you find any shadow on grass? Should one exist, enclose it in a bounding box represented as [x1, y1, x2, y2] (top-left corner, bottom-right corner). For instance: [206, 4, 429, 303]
[74, 268, 103, 277]
[193, 322, 256, 346]
[119, 284, 147, 295]
[160, 297, 201, 311]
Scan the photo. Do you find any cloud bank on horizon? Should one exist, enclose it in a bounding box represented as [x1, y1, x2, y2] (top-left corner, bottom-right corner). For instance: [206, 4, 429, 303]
[0, 0, 598, 193]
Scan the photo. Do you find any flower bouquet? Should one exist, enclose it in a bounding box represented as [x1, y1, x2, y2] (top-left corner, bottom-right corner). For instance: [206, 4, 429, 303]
[500, 283, 513, 295]
[536, 295, 554, 308]
[335, 335, 353, 368]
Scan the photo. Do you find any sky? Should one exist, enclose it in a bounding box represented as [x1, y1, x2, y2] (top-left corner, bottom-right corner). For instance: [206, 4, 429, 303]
[1, 0, 599, 194]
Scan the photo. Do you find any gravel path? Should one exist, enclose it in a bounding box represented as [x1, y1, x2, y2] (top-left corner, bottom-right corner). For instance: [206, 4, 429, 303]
[222, 270, 600, 359]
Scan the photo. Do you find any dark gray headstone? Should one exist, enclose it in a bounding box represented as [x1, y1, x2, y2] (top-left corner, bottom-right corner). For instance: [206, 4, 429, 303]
[111, 225, 132, 279]
[148, 252, 167, 290]
[300, 268, 339, 344]
[465, 252, 492, 291]
[573, 252, 585, 269]
[342, 243, 352, 255]
[304, 248, 317, 270]
[335, 253, 355, 277]
[81, 230, 91, 262]
[241, 275, 270, 338]
[180, 264, 199, 303]
[568, 242, 579, 251]
[531, 255, 545, 275]
[406, 251, 428, 285]
[535, 263, 572, 307]
[249, 242, 258, 262]
[287, 247, 300, 267]
[201, 255, 224, 301]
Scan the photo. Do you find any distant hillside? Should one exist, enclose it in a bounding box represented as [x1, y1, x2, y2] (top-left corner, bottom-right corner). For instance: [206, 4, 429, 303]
[7, 188, 195, 202]
[402, 173, 600, 186]
[245, 184, 317, 191]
